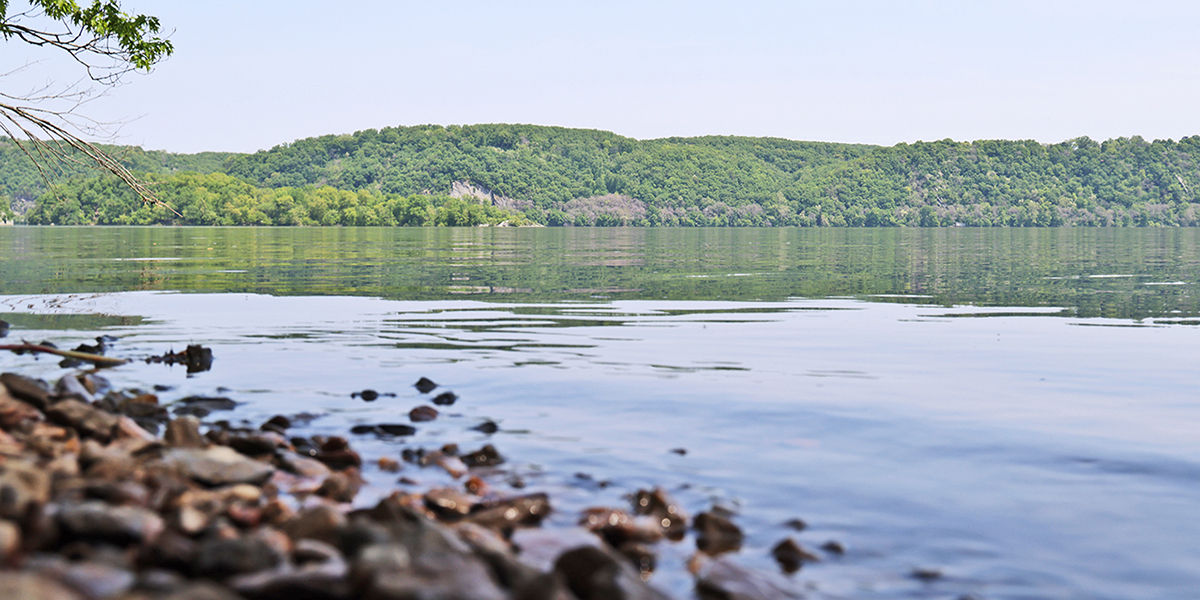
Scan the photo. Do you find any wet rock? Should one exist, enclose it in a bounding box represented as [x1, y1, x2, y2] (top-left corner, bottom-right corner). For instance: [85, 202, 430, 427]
[194, 533, 286, 578]
[172, 395, 237, 417]
[260, 415, 291, 435]
[0, 458, 51, 519]
[0, 519, 20, 561]
[54, 374, 95, 404]
[619, 542, 657, 577]
[229, 431, 287, 457]
[911, 567, 944, 581]
[468, 493, 551, 531]
[424, 487, 475, 521]
[471, 419, 499, 434]
[0, 571, 86, 600]
[161, 446, 275, 487]
[820, 539, 846, 556]
[377, 457, 401, 473]
[349, 423, 417, 437]
[694, 511, 744, 556]
[694, 555, 803, 600]
[0, 372, 52, 410]
[114, 415, 157, 442]
[315, 437, 362, 471]
[0, 319, 7, 337]
[56, 501, 165, 545]
[30, 556, 137, 599]
[139, 529, 199, 572]
[633, 488, 687, 541]
[581, 508, 664, 546]
[782, 518, 807, 531]
[771, 538, 820, 573]
[669, 447, 687, 455]
[421, 450, 467, 478]
[554, 545, 671, 600]
[47, 399, 119, 441]
[165, 416, 208, 448]
[432, 391, 458, 406]
[461, 444, 504, 468]
[414, 377, 438, 394]
[285, 504, 346, 546]
[315, 470, 362, 503]
[409, 405, 438, 422]
[146, 344, 214, 374]
[278, 451, 333, 479]
[0, 389, 42, 430]
[355, 389, 379, 402]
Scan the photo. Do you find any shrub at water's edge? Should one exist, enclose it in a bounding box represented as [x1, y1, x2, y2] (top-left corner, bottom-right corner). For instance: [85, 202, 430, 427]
[24, 173, 529, 226]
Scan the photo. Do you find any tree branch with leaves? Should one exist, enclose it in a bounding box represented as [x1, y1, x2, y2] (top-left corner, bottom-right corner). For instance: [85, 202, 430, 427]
[0, 0, 174, 212]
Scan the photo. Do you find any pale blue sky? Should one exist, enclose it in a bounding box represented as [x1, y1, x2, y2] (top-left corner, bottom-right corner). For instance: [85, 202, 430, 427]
[5, 0, 1200, 153]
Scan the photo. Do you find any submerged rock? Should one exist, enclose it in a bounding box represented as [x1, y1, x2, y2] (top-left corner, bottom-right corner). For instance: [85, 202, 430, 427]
[172, 396, 237, 417]
[771, 538, 820, 573]
[432, 391, 458, 406]
[633, 488, 687, 541]
[413, 377, 438, 394]
[461, 444, 504, 468]
[409, 405, 439, 422]
[694, 511, 744, 556]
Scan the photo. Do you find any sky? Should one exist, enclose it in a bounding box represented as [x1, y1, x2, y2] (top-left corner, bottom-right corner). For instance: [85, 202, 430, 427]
[4, 0, 1200, 154]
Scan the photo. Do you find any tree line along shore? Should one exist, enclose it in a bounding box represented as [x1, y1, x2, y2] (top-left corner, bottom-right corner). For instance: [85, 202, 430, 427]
[5, 124, 1200, 227]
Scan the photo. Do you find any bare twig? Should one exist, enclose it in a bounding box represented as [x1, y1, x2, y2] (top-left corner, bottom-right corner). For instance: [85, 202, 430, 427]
[0, 343, 129, 367]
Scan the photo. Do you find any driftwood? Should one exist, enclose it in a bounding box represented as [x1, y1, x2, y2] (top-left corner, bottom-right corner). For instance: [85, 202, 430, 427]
[0, 342, 129, 367]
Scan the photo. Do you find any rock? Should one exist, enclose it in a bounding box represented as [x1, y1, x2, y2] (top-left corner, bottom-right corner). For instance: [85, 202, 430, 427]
[0, 372, 51, 410]
[0, 572, 85, 600]
[285, 504, 346, 546]
[356, 389, 379, 402]
[162, 581, 244, 600]
[911, 567, 943, 581]
[694, 555, 803, 600]
[461, 444, 504, 468]
[421, 450, 467, 478]
[0, 319, 7, 337]
[580, 508, 664, 546]
[0, 388, 42, 430]
[139, 528, 200, 571]
[230, 559, 351, 600]
[771, 538, 819, 573]
[294, 538, 342, 565]
[783, 518, 807, 531]
[146, 345, 214, 374]
[0, 519, 20, 561]
[278, 451, 333, 479]
[409, 405, 438, 422]
[260, 415, 291, 435]
[56, 501, 165, 545]
[54, 374, 95, 404]
[471, 419, 499, 434]
[694, 511, 744, 556]
[194, 532, 287, 578]
[510, 527, 601, 572]
[633, 488, 687, 540]
[229, 431, 287, 457]
[0, 458, 51, 519]
[315, 438, 362, 471]
[161, 446, 275, 486]
[30, 556, 137, 599]
[349, 423, 417, 437]
[165, 416, 208, 448]
[554, 545, 671, 600]
[619, 542, 657, 577]
[820, 539, 846, 555]
[432, 391, 458, 406]
[467, 493, 551, 531]
[315, 470, 362, 503]
[47, 399, 119, 441]
[172, 396, 237, 417]
[377, 457, 401, 473]
[114, 415, 157, 442]
[424, 487, 475, 521]
[413, 377, 438, 394]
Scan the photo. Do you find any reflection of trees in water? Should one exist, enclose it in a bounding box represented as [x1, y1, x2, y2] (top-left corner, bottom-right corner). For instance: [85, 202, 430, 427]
[0, 227, 1197, 320]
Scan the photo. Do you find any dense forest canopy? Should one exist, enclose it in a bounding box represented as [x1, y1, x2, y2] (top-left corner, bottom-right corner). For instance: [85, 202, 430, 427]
[7, 124, 1200, 226]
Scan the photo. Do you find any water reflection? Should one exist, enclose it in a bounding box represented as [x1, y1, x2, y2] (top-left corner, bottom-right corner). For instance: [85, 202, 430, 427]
[2, 227, 1198, 319]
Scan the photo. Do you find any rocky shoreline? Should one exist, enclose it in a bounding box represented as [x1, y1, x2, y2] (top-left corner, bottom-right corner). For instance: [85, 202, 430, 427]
[0, 358, 837, 599]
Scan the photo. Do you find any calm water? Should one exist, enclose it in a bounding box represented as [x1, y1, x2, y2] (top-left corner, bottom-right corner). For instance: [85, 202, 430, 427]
[2, 227, 1198, 599]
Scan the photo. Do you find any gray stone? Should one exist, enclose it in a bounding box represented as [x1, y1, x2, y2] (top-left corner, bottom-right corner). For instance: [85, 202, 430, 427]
[694, 556, 803, 600]
[0, 372, 51, 411]
[47, 399, 119, 441]
[160, 446, 275, 486]
[0, 572, 85, 600]
[55, 500, 165, 545]
[554, 545, 671, 600]
[164, 416, 207, 448]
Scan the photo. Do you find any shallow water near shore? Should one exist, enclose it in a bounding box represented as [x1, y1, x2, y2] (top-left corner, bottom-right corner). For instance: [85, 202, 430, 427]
[2, 227, 1199, 599]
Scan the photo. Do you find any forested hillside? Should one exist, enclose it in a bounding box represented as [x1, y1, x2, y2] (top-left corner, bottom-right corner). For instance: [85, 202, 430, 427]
[10, 124, 1200, 226]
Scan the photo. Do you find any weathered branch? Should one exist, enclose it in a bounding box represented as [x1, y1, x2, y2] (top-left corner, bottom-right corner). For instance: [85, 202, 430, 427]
[0, 343, 129, 367]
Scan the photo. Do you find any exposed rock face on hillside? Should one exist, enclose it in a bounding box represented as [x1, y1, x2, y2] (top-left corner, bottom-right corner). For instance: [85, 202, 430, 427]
[449, 181, 532, 212]
[561, 194, 647, 225]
